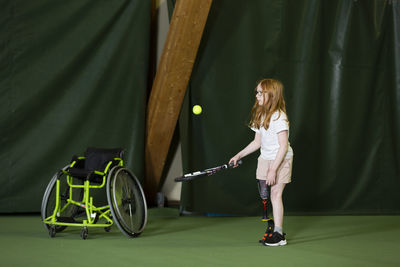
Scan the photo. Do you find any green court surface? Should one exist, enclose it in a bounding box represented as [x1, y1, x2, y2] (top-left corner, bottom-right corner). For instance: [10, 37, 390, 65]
[0, 208, 399, 267]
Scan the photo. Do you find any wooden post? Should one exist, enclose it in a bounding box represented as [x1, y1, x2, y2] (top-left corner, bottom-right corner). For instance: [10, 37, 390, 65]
[145, 0, 213, 204]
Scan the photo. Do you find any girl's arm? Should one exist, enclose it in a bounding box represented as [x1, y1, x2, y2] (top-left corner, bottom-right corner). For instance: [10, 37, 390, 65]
[229, 132, 261, 165]
[266, 130, 289, 185]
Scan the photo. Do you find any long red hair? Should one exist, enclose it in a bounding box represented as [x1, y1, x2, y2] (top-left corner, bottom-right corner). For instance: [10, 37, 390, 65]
[249, 79, 287, 130]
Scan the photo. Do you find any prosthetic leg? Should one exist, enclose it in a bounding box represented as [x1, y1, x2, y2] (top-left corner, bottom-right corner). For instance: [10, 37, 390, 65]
[258, 180, 274, 243]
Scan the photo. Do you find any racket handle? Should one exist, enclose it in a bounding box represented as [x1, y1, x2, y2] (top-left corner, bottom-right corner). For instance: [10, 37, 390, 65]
[229, 159, 242, 168]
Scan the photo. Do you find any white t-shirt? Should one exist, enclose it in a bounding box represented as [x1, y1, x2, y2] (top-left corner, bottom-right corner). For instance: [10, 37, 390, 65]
[251, 111, 294, 160]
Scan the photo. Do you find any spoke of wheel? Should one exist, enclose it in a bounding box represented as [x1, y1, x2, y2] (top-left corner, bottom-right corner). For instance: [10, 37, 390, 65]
[129, 203, 133, 230]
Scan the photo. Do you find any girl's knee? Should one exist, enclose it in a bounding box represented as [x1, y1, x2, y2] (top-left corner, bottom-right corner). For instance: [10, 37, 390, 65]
[270, 184, 285, 202]
[270, 191, 282, 203]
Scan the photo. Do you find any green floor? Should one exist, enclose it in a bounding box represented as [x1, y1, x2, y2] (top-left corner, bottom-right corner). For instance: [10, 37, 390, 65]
[1, 208, 399, 267]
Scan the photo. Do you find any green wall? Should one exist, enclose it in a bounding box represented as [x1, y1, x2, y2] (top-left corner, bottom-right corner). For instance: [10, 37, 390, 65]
[1, 0, 399, 215]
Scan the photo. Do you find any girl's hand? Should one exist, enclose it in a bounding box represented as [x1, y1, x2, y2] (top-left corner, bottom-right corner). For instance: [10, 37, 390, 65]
[266, 169, 277, 186]
[229, 155, 241, 167]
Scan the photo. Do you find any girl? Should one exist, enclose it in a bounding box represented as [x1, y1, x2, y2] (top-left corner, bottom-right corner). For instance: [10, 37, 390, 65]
[229, 78, 293, 246]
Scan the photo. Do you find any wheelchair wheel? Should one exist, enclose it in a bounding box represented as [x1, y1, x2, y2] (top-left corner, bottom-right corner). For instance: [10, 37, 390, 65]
[41, 165, 83, 232]
[106, 166, 147, 238]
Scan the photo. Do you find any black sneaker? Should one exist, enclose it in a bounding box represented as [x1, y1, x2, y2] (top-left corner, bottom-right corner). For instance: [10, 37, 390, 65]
[262, 231, 287, 246]
[259, 231, 270, 243]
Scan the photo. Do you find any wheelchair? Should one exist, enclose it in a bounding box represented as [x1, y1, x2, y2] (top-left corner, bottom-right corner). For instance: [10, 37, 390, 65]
[41, 147, 147, 239]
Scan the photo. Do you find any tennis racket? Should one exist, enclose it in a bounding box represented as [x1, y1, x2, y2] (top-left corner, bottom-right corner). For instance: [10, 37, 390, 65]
[174, 160, 242, 182]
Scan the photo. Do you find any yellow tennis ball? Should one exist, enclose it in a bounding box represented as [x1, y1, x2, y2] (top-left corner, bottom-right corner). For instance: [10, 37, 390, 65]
[192, 105, 202, 115]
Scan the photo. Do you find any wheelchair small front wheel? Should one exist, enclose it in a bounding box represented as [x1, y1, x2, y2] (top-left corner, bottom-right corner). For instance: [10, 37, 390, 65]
[80, 227, 88, 240]
[49, 226, 56, 238]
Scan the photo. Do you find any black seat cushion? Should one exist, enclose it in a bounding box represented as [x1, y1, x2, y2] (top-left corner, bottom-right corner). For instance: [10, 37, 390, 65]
[68, 168, 91, 179]
[68, 167, 105, 183]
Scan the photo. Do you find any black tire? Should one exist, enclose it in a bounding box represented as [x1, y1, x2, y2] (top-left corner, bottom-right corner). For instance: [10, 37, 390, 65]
[41, 165, 83, 232]
[106, 166, 147, 238]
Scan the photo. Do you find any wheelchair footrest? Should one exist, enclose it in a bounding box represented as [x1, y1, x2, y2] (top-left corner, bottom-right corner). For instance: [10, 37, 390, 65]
[57, 217, 77, 223]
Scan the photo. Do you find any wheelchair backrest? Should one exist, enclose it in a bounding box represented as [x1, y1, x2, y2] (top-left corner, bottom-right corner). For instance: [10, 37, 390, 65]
[84, 147, 124, 171]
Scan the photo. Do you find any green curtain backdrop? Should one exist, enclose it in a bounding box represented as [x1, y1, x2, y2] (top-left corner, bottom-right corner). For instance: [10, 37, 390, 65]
[0, 0, 151, 212]
[179, 0, 400, 215]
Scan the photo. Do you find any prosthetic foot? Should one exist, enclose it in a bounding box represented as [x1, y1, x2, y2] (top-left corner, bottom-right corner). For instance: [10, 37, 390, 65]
[259, 199, 275, 243]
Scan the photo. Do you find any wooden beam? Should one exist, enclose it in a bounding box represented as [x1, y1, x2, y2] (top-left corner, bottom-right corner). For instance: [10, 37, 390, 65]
[145, 0, 213, 204]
